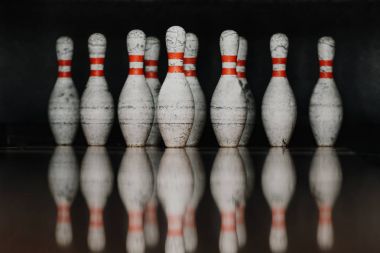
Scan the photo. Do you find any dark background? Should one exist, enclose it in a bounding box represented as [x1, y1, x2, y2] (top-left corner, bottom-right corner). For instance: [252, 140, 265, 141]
[0, 0, 379, 151]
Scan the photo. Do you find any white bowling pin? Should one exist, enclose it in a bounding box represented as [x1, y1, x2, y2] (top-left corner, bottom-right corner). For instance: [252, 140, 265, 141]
[48, 146, 78, 247]
[211, 30, 247, 147]
[210, 148, 246, 253]
[262, 33, 297, 147]
[309, 37, 343, 146]
[184, 33, 207, 147]
[118, 148, 154, 253]
[81, 33, 114, 146]
[157, 26, 195, 148]
[237, 37, 255, 146]
[236, 147, 255, 248]
[262, 148, 296, 253]
[157, 148, 194, 253]
[144, 147, 163, 247]
[145, 37, 162, 146]
[118, 30, 155, 147]
[184, 147, 205, 252]
[309, 148, 342, 250]
[48, 36, 80, 145]
[81, 147, 114, 252]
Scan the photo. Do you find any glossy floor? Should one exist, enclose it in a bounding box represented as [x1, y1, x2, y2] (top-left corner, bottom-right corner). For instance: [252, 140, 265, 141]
[0, 147, 379, 253]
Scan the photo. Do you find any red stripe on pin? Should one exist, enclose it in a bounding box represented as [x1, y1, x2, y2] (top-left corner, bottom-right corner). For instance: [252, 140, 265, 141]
[90, 70, 104, 76]
[184, 57, 197, 64]
[145, 60, 158, 66]
[168, 52, 184, 59]
[145, 71, 158, 78]
[237, 60, 246, 66]
[129, 68, 144, 75]
[90, 58, 105, 64]
[222, 55, 237, 62]
[320, 72, 333, 78]
[222, 68, 237, 75]
[58, 60, 72, 66]
[319, 60, 333, 66]
[58, 72, 72, 78]
[272, 70, 287, 77]
[168, 66, 184, 73]
[272, 58, 287, 64]
[129, 55, 144, 62]
[185, 70, 196, 76]
[237, 72, 246, 78]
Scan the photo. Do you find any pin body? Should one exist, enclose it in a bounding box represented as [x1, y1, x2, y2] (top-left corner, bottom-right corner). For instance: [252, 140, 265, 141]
[211, 30, 247, 147]
[118, 30, 154, 147]
[184, 33, 206, 147]
[262, 148, 296, 253]
[309, 37, 343, 146]
[157, 26, 195, 148]
[145, 37, 162, 146]
[81, 33, 114, 146]
[118, 148, 153, 253]
[237, 37, 255, 146]
[48, 36, 79, 145]
[262, 33, 296, 147]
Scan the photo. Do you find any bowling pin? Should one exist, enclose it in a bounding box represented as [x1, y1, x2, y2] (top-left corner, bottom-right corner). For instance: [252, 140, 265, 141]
[184, 147, 205, 252]
[211, 30, 247, 147]
[309, 37, 343, 146]
[236, 147, 255, 248]
[81, 33, 114, 146]
[48, 36, 79, 145]
[145, 37, 162, 146]
[157, 26, 195, 148]
[309, 148, 342, 250]
[118, 30, 155, 147]
[210, 148, 246, 253]
[184, 33, 207, 147]
[81, 147, 113, 252]
[48, 146, 78, 247]
[262, 148, 296, 253]
[144, 147, 163, 247]
[118, 148, 154, 253]
[237, 36, 255, 146]
[157, 148, 194, 253]
[262, 33, 297, 147]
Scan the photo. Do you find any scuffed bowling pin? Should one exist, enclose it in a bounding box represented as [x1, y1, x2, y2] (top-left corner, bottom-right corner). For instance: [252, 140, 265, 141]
[81, 147, 113, 252]
[48, 36, 79, 145]
[157, 148, 194, 253]
[118, 148, 154, 253]
[48, 146, 79, 247]
[145, 37, 162, 146]
[309, 148, 342, 250]
[309, 37, 343, 146]
[81, 33, 114, 146]
[118, 30, 155, 147]
[211, 30, 247, 147]
[237, 37, 255, 146]
[262, 148, 296, 253]
[157, 26, 195, 148]
[184, 33, 206, 147]
[184, 147, 205, 252]
[262, 33, 297, 147]
[210, 148, 246, 253]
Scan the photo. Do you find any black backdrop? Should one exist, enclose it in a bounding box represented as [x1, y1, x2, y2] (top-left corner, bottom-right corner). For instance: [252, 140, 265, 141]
[0, 0, 379, 150]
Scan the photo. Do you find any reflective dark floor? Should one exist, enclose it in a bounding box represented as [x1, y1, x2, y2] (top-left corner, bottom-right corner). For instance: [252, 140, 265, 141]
[0, 147, 379, 253]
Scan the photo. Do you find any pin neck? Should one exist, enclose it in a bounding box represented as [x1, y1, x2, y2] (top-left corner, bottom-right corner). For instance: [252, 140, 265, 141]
[128, 211, 143, 232]
[89, 207, 104, 228]
[319, 60, 333, 79]
[57, 203, 71, 223]
[271, 208, 285, 229]
[145, 59, 159, 79]
[184, 57, 197, 77]
[236, 59, 246, 79]
[272, 58, 287, 77]
[129, 55, 144, 75]
[167, 215, 183, 237]
[221, 211, 236, 232]
[167, 52, 184, 74]
[58, 59, 72, 78]
[221, 55, 237, 76]
[90, 57, 105, 77]
[318, 205, 332, 224]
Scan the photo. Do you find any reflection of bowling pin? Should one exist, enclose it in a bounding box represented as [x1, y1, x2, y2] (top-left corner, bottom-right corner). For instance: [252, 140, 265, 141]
[118, 30, 154, 146]
[81, 147, 113, 252]
[237, 36, 255, 146]
[80, 33, 114, 146]
[144, 147, 163, 247]
[236, 147, 254, 248]
[48, 146, 79, 247]
[48, 36, 79, 145]
[211, 30, 247, 147]
[184, 147, 205, 252]
[262, 33, 297, 147]
[262, 148, 296, 253]
[157, 26, 195, 148]
[210, 148, 246, 253]
[118, 148, 154, 253]
[309, 37, 343, 146]
[157, 148, 194, 253]
[145, 37, 162, 146]
[184, 33, 206, 147]
[309, 148, 342, 250]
